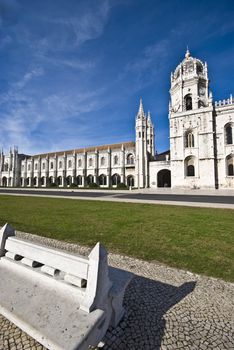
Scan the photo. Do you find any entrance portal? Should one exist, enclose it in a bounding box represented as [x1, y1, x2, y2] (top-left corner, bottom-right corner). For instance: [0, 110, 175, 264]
[157, 169, 171, 187]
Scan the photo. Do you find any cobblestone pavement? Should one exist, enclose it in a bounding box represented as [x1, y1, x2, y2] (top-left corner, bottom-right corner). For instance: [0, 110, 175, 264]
[0, 231, 233, 350]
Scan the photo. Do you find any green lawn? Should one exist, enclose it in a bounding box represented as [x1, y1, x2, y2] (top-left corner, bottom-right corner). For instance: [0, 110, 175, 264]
[0, 195, 233, 281]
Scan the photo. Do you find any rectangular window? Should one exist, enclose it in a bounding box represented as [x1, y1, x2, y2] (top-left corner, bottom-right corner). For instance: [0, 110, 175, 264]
[139, 132, 141, 138]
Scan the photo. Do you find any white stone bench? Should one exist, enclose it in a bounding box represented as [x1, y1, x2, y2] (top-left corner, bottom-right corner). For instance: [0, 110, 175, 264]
[0, 223, 132, 350]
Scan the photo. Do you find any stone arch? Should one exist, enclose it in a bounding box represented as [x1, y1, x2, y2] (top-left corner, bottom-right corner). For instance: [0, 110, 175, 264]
[112, 173, 120, 186]
[2, 177, 7, 187]
[226, 154, 234, 176]
[49, 176, 54, 184]
[77, 175, 82, 186]
[86, 174, 94, 185]
[66, 175, 72, 186]
[184, 94, 192, 111]
[184, 130, 195, 148]
[185, 156, 196, 177]
[57, 176, 62, 186]
[99, 174, 107, 186]
[157, 169, 171, 187]
[224, 123, 233, 145]
[126, 153, 134, 165]
[127, 175, 134, 187]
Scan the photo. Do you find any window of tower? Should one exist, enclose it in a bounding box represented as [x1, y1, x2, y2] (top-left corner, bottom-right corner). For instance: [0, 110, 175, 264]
[225, 123, 233, 145]
[184, 94, 193, 111]
[50, 162, 54, 170]
[78, 159, 82, 167]
[100, 157, 105, 166]
[185, 131, 195, 148]
[139, 132, 141, 138]
[59, 161, 62, 168]
[114, 155, 118, 165]
[185, 156, 196, 177]
[88, 158, 93, 167]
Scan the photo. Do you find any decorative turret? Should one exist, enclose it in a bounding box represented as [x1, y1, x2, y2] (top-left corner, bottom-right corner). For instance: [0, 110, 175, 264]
[170, 49, 211, 114]
[136, 98, 145, 119]
[146, 111, 155, 156]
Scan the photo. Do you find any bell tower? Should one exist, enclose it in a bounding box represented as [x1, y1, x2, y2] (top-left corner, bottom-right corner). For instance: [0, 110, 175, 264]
[170, 48, 211, 114]
[169, 49, 215, 189]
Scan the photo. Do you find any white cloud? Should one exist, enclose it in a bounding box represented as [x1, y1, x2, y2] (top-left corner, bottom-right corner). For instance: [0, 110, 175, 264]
[13, 67, 44, 90]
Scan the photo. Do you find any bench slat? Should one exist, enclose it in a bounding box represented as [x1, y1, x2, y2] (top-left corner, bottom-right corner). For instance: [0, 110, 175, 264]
[5, 237, 89, 279]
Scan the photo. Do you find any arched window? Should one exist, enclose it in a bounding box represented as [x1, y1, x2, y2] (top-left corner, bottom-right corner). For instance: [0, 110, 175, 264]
[33, 177, 37, 186]
[41, 177, 45, 185]
[68, 160, 72, 168]
[26, 177, 30, 186]
[42, 163, 45, 170]
[114, 155, 118, 165]
[127, 175, 134, 187]
[184, 94, 192, 111]
[78, 159, 82, 167]
[99, 174, 107, 186]
[226, 155, 234, 176]
[49, 176, 53, 184]
[112, 174, 120, 186]
[88, 158, 93, 167]
[225, 124, 233, 145]
[28, 164, 30, 171]
[59, 161, 62, 169]
[86, 174, 94, 185]
[100, 157, 105, 166]
[185, 131, 194, 148]
[4, 163, 8, 171]
[57, 176, 62, 185]
[2, 177, 7, 187]
[35, 163, 38, 171]
[50, 162, 54, 170]
[127, 153, 134, 165]
[185, 156, 196, 177]
[77, 175, 82, 186]
[66, 176, 72, 186]
[187, 165, 195, 176]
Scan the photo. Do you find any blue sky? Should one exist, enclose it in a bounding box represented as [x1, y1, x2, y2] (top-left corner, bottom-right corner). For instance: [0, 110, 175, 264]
[0, 0, 233, 155]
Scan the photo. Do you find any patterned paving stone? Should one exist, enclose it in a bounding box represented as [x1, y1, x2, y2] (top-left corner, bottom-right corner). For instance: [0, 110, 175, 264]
[0, 231, 233, 350]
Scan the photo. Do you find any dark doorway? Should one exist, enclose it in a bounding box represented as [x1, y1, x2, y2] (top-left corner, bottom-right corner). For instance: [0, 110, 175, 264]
[157, 170, 171, 188]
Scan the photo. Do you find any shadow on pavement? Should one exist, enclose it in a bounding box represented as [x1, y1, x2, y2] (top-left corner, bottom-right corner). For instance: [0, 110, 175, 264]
[103, 276, 196, 349]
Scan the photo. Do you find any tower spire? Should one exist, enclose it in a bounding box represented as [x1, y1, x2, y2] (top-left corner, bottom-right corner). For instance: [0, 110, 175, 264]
[137, 98, 144, 118]
[147, 111, 152, 124]
[185, 46, 190, 59]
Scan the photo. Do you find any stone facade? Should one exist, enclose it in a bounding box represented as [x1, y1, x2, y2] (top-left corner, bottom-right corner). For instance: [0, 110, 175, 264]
[0, 50, 233, 189]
